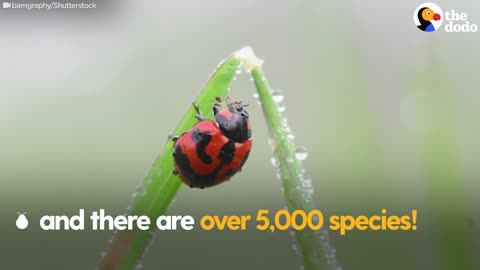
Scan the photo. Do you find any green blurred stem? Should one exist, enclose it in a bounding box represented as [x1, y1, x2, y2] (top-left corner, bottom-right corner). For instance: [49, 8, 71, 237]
[251, 65, 337, 270]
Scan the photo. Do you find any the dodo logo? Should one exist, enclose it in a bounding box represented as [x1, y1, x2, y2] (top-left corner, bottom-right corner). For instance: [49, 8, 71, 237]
[414, 3, 443, 32]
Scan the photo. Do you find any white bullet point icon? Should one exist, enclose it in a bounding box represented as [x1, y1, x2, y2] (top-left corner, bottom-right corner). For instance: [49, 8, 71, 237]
[16, 212, 28, 230]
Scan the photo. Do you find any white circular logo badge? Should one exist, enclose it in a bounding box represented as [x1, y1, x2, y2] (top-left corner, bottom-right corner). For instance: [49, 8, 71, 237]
[414, 3, 443, 32]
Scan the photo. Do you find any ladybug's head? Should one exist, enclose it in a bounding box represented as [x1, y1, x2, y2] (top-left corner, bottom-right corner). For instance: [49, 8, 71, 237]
[214, 98, 251, 143]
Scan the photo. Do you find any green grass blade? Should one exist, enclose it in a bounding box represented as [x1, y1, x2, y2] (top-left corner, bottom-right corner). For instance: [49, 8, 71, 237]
[98, 49, 245, 270]
[411, 51, 473, 270]
[246, 51, 339, 270]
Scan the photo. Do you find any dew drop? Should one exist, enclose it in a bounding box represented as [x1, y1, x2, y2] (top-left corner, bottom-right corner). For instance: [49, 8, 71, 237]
[319, 229, 328, 240]
[278, 106, 286, 112]
[272, 90, 284, 103]
[253, 93, 259, 99]
[275, 172, 281, 181]
[131, 182, 148, 201]
[291, 243, 298, 253]
[267, 138, 274, 146]
[295, 146, 308, 160]
[271, 156, 279, 167]
[144, 176, 153, 185]
[236, 68, 242, 75]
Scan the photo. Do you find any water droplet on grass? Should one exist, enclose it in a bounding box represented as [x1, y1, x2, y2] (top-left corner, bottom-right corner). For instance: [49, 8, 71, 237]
[272, 90, 284, 102]
[144, 176, 153, 185]
[295, 146, 308, 160]
[291, 243, 299, 255]
[271, 156, 279, 167]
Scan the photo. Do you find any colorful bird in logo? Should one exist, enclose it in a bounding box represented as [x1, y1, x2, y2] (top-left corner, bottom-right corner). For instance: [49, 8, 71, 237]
[417, 7, 441, 32]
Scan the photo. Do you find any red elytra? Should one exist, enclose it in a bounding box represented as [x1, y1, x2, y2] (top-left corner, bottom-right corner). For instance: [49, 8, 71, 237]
[172, 98, 252, 189]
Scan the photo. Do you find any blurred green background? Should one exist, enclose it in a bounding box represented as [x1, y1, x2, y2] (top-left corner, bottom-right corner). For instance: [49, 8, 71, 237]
[0, 0, 479, 269]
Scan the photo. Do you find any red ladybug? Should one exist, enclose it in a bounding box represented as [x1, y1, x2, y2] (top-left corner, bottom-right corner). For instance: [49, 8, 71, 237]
[172, 97, 252, 189]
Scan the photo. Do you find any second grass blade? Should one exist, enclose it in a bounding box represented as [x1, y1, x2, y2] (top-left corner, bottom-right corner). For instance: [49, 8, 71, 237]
[247, 53, 339, 270]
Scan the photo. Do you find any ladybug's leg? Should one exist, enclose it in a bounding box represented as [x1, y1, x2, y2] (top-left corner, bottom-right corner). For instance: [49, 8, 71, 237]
[213, 96, 222, 116]
[167, 133, 179, 142]
[192, 102, 202, 115]
[192, 101, 207, 122]
[195, 115, 206, 121]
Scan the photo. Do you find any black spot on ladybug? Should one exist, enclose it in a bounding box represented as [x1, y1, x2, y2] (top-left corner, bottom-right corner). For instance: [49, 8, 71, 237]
[173, 146, 217, 188]
[218, 140, 236, 164]
[173, 145, 182, 157]
[172, 101, 252, 189]
[225, 168, 237, 177]
[191, 128, 213, 164]
[215, 112, 250, 143]
[172, 168, 178, 175]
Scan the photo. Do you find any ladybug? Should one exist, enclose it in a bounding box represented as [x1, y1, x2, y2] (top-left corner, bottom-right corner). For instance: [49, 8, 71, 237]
[172, 97, 252, 189]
